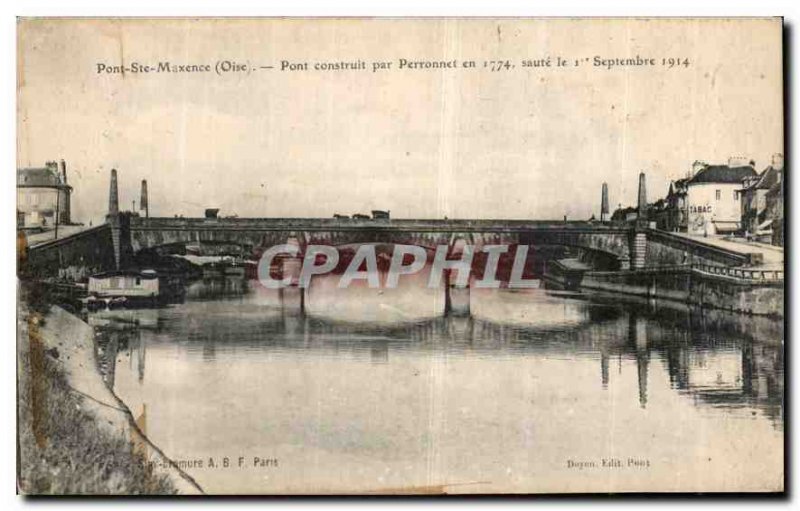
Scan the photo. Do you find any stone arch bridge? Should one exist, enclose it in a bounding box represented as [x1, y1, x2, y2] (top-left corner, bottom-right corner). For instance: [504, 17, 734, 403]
[23, 214, 756, 280]
[127, 216, 639, 265]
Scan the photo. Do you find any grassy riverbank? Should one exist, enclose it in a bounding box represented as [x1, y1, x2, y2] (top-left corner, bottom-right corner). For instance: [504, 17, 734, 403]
[17, 288, 177, 495]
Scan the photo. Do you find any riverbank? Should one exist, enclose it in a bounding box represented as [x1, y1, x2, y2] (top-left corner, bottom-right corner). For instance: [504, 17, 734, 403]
[17, 286, 203, 495]
[546, 262, 784, 318]
[581, 266, 783, 317]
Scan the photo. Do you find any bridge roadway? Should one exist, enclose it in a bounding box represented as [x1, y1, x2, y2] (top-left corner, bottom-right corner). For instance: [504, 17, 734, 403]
[129, 216, 627, 234]
[128, 217, 632, 248]
[23, 217, 628, 250]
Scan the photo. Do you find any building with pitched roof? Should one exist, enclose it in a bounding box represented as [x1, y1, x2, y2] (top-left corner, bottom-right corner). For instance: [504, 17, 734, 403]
[763, 157, 785, 247]
[665, 176, 689, 232]
[684, 157, 757, 235]
[739, 154, 784, 242]
[17, 160, 72, 229]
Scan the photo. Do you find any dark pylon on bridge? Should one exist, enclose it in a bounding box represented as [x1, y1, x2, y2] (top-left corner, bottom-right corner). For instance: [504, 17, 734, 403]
[106, 168, 125, 269]
[600, 182, 609, 223]
[108, 168, 119, 217]
[630, 172, 649, 269]
[637, 172, 647, 217]
[140, 179, 149, 218]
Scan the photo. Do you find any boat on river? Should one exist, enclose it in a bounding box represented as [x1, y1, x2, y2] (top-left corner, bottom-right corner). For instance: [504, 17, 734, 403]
[85, 269, 163, 310]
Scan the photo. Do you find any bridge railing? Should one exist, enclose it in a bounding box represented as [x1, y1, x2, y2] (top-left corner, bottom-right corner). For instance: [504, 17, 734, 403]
[130, 216, 633, 233]
[689, 262, 784, 282]
[645, 228, 758, 267]
[599, 262, 784, 283]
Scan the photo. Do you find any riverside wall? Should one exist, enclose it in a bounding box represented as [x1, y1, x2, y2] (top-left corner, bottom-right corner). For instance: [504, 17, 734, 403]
[23, 304, 204, 494]
[577, 266, 783, 318]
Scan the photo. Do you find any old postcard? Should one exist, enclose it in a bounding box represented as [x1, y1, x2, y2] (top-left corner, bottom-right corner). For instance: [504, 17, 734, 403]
[16, 17, 784, 495]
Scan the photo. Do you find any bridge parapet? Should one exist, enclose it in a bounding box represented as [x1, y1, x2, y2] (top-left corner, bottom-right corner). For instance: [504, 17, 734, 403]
[23, 224, 116, 280]
[690, 263, 783, 282]
[130, 216, 632, 233]
[645, 229, 757, 267]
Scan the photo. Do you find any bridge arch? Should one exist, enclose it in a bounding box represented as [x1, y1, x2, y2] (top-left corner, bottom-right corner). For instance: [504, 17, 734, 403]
[20, 216, 641, 278]
[126, 218, 636, 269]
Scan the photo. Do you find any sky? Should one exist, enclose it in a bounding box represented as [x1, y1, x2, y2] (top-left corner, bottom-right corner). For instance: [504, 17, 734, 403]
[17, 18, 783, 226]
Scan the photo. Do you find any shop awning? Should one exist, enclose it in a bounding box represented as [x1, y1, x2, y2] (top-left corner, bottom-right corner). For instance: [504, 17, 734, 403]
[711, 221, 739, 234]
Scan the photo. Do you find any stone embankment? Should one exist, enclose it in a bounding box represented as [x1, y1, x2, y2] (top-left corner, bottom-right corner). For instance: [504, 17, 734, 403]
[17, 300, 203, 495]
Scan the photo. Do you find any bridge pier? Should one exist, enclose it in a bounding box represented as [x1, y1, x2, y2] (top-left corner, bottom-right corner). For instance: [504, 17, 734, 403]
[446, 284, 470, 316]
[107, 212, 133, 270]
[442, 238, 472, 317]
[629, 230, 647, 270]
[105, 169, 136, 270]
[109, 218, 121, 270]
[630, 171, 650, 270]
[279, 286, 304, 315]
[444, 266, 471, 316]
[277, 235, 305, 313]
[281, 256, 302, 286]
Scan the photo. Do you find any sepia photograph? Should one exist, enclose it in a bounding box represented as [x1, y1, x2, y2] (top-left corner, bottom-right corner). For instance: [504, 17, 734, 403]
[15, 16, 785, 495]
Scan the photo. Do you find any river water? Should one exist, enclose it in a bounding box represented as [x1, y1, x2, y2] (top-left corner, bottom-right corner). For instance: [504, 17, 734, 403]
[92, 273, 784, 494]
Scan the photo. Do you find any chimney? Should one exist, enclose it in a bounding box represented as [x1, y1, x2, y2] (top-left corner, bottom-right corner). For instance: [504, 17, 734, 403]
[59, 159, 67, 185]
[45, 161, 59, 179]
[728, 156, 750, 168]
[600, 182, 609, 222]
[140, 179, 149, 218]
[772, 153, 784, 170]
[691, 160, 707, 177]
[637, 172, 647, 216]
[108, 169, 119, 216]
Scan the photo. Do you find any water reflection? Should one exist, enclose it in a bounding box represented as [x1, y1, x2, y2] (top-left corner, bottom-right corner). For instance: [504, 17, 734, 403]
[186, 277, 249, 300]
[95, 276, 783, 493]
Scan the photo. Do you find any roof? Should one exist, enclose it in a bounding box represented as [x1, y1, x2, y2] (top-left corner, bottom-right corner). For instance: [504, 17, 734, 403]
[754, 165, 782, 190]
[651, 198, 667, 209]
[17, 166, 65, 187]
[667, 178, 688, 197]
[688, 164, 757, 185]
[90, 270, 159, 280]
[766, 179, 783, 198]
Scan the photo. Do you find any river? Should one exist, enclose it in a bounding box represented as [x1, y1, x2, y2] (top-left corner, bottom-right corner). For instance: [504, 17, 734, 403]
[91, 273, 784, 494]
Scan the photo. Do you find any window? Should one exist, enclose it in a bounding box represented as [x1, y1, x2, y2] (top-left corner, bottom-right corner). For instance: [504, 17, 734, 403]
[734, 191, 739, 201]
[135, 277, 141, 286]
[715, 189, 721, 200]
